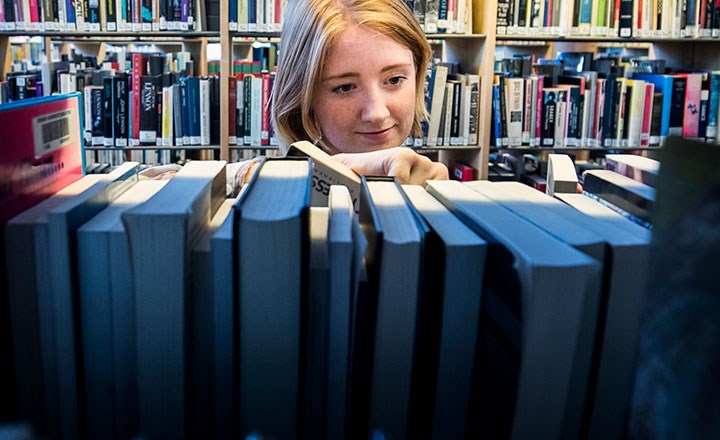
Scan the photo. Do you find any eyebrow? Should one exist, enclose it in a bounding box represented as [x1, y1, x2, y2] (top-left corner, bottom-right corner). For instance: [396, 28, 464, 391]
[323, 63, 414, 82]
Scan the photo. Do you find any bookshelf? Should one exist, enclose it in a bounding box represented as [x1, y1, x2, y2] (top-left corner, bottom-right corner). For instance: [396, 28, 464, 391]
[489, 0, 720, 177]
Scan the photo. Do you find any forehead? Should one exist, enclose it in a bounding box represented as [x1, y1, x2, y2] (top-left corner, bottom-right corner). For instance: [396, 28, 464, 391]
[323, 26, 414, 76]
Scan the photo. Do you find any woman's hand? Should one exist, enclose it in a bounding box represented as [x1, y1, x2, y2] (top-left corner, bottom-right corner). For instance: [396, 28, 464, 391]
[333, 147, 448, 186]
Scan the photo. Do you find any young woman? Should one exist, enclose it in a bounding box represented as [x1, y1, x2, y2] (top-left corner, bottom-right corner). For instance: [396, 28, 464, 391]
[231, 0, 449, 190]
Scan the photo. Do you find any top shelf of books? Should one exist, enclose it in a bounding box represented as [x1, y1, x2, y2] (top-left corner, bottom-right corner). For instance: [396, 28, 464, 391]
[497, 35, 720, 43]
[0, 31, 219, 38]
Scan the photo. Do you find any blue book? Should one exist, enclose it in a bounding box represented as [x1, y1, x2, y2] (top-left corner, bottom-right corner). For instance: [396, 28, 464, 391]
[493, 83, 502, 147]
[632, 73, 675, 142]
[180, 77, 191, 146]
[707, 72, 720, 142]
[229, 0, 237, 29]
[186, 76, 201, 145]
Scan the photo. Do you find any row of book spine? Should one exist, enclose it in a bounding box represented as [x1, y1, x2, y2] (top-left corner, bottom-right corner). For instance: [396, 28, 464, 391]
[491, 69, 720, 148]
[497, 0, 720, 38]
[0, 0, 202, 31]
[422, 64, 481, 147]
[406, 0, 473, 33]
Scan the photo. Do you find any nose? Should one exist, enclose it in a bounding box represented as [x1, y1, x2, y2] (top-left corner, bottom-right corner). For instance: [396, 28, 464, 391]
[361, 86, 391, 123]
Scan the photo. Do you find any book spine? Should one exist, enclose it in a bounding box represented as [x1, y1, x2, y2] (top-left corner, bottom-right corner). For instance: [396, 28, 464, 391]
[114, 75, 129, 147]
[161, 85, 173, 146]
[554, 88, 568, 147]
[682, 74, 701, 138]
[699, 88, 709, 140]
[523, 77, 533, 144]
[535, 75, 543, 145]
[173, 83, 183, 145]
[139, 75, 158, 145]
[261, 72, 270, 146]
[103, 76, 115, 146]
[180, 78, 190, 146]
[200, 78, 211, 146]
[505, 77, 524, 146]
[468, 74, 480, 145]
[619, 0, 633, 35]
[706, 72, 720, 142]
[542, 88, 557, 146]
[640, 83, 654, 146]
[187, 77, 200, 145]
[104, 0, 115, 29]
[131, 53, 145, 145]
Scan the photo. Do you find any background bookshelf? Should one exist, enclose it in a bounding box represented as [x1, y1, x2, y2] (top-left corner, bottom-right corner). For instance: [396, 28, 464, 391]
[3, 0, 719, 178]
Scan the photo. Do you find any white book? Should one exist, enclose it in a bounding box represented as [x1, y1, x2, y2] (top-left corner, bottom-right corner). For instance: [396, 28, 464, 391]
[546, 153, 578, 196]
[250, 75, 263, 147]
[427, 65, 448, 147]
[505, 77, 524, 146]
[199, 78, 211, 146]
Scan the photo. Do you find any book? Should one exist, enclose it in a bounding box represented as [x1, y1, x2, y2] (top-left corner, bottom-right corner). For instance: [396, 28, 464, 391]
[427, 65, 449, 146]
[583, 169, 656, 227]
[122, 160, 227, 439]
[286, 140, 361, 213]
[325, 185, 367, 440]
[605, 153, 660, 187]
[485, 182, 651, 440]
[188, 196, 236, 439]
[45, 161, 139, 439]
[546, 153, 578, 196]
[5, 174, 104, 438]
[403, 184, 487, 440]
[76, 179, 167, 440]
[426, 180, 601, 440]
[358, 176, 428, 440]
[234, 158, 312, 439]
[206, 195, 240, 439]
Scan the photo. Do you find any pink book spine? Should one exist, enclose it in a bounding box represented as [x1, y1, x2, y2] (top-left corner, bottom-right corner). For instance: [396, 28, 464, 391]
[682, 73, 702, 138]
[640, 83, 654, 147]
[29, 0, 39, 24]
[535, 75, 544, 143]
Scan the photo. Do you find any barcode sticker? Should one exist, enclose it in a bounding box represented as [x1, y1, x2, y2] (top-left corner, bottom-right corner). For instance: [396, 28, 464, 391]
[32, 108, 79, 157]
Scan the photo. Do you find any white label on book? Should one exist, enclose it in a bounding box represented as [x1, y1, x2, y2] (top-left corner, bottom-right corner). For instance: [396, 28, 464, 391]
[32, 108, 78, 157]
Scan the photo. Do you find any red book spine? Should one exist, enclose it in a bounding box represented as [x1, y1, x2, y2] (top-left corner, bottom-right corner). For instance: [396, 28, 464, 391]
[131, 53, 146, 143]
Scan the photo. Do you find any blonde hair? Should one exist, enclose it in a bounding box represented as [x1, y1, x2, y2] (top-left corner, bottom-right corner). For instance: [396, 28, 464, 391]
[271, 0, 432, 153]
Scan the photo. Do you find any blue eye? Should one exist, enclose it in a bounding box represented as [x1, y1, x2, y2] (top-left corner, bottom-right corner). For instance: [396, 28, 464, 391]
[388, 76, 407, 86]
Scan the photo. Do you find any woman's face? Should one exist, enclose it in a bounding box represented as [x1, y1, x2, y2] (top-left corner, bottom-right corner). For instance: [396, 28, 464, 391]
[312, 25, 417, 154]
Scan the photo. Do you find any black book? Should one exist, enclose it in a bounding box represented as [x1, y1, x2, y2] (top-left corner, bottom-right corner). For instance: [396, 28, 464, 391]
[114, 74, 129, 147]
[668, 75, 686, 136]
[618, 0, 633, 37]
[103, 76, 115, 146]
[139, 74, 159, 145]
[602, 73, 618, 147]
[209, 76, 220, 145]
[89, 86, 105, 146]
[583, 169, 656, 227]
